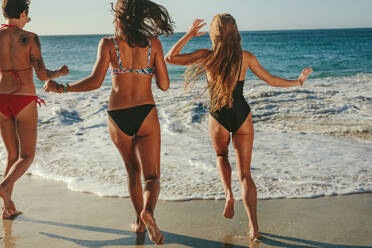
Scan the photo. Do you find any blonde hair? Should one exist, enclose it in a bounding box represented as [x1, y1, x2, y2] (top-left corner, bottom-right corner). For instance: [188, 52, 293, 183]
[185, 13, 242, 112]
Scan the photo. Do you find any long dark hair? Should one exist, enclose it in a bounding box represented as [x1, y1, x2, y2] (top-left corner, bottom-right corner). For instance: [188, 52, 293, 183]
[111, 0, 174, 47]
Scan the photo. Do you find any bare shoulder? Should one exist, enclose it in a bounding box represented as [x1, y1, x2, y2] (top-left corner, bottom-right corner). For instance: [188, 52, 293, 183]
[243, 50, 256, 60]
[21, 31, 39, 48]
[243, 50, 258, 66]
[100, 37, 114, 47]
[150, 37, 163, 50]
[24, 30, 37, 37]
[96, 37, 115, 56]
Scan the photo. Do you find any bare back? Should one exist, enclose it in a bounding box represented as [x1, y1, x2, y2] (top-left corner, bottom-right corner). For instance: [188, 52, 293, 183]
[43, 36, 168, 102]
[0, 26, 35, 95]
[108, 38, 158, 110]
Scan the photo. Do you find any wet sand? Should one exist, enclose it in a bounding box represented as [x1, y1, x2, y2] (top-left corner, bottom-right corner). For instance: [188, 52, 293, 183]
[1, 175, 371, 247]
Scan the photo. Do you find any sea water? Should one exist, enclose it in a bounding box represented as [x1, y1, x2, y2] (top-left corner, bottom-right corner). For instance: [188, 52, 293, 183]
[1, 29, 371, 200]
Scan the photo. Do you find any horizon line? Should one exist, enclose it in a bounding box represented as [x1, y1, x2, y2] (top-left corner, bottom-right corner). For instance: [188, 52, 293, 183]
[37, 27, 372, 37]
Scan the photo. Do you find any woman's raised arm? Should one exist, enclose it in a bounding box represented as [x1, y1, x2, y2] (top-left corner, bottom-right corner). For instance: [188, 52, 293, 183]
[165, 19, 209, 66]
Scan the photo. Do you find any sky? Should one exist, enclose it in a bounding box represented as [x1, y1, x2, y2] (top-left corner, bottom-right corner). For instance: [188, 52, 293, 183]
[1, 0, 372, 35]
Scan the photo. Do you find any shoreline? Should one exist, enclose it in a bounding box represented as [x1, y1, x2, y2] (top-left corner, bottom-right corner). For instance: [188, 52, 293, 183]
[29, 171, 372, 202]
[1, 175, 371, 247]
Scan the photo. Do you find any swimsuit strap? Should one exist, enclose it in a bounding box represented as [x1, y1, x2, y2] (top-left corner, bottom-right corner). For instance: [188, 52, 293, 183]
[147, 40, 152, 68]
[0, 67, 32, 95]
[36, 96, 46, 107]
[237, 57, 243, 81]
[0, 67, 32, 73]
[110, 39, 153, 75]
[1, 24, 17, 29]
[113, 39, 152, 68]
[112, 39, 123, 68]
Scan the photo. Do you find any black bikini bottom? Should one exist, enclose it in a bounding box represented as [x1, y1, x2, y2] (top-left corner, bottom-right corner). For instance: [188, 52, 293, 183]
[108, 104, 155, 136]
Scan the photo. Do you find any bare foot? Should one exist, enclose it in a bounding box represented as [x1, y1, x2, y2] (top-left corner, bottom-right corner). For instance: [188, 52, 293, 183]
[249, 230, 261, 242]
[2, 209, 22, 220]
[130, 217, 146, 233]
[0, 186, 15, 217]
[2, 201, 21, 220]
[140, 210, 164, 245]
[222, 197, 234, 219]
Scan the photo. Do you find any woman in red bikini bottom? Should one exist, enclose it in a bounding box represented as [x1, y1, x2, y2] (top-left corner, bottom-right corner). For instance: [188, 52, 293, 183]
[0, 0, 69, 219]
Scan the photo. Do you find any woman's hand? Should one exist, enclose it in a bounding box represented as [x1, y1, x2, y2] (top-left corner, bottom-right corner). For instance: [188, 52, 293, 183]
[165, 20, 209, 66]
[43, 80, 63, 93]
[297, 67, 313, 86]
[58, 65, 69, 77]
[186, 19, 207, 38]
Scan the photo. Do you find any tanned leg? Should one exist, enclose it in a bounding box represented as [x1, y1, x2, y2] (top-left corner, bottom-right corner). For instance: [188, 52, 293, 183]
[0, 114, 15, 217]
[232, 113, 260, 241]
[135, 108, 164, 245]
[208, 115, 235, 219]
[108, 116, 145, 233]
[0, 117, 19, 218]
[0, 102, 37, 219]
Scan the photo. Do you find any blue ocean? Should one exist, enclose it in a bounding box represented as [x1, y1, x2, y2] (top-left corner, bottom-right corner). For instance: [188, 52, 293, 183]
[37, 28, 372, 83]
[1, 29, 371, 200]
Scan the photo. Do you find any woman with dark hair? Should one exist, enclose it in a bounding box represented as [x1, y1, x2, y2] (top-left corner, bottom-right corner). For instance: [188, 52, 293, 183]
[44, 0, 173, 244]
[0, 0, 69, 219]
[165, 15, 312, 241]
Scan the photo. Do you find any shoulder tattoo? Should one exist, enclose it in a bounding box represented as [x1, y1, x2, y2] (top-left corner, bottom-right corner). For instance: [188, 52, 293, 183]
[34, 34, 41, 49]
[19, 34, 29, 47]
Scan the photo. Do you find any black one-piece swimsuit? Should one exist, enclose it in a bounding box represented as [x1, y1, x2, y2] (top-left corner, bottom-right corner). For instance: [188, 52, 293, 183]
[210, 80, 251, 133]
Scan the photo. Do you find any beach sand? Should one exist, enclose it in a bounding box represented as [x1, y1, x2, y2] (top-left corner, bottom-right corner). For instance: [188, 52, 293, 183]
[0, 175, 371, 248]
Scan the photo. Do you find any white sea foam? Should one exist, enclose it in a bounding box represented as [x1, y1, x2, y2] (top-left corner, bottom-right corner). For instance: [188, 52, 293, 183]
[1, 73, 371, 200]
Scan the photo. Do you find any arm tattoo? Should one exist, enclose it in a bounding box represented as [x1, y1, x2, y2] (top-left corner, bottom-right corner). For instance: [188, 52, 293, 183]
[35, 59, 43, 72]
[46, 70, 58, 78]
[31, 55, 43, 72]
[34, 34, 41, 49]
[30, 54, 35, 63]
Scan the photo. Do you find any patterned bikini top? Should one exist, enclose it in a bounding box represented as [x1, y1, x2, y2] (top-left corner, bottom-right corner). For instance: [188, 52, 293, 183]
[111, 39, 153, 76]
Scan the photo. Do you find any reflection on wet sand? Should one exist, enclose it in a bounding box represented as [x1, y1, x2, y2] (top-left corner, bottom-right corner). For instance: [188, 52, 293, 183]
[222, 234, 260, 248]
[2, 220, 16, 248]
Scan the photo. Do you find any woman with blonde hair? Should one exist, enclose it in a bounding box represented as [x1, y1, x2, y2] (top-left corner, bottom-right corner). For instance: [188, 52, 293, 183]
[166, 14, 312, 240]
[44, 0, 173, 244]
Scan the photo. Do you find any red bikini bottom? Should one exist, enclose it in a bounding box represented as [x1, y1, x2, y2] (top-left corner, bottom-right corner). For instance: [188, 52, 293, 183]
[0, 94, 45, 118]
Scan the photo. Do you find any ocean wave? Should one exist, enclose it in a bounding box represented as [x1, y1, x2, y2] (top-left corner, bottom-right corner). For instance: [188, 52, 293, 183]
[247, 73, 372, 143]
[1, 72, 371, 201]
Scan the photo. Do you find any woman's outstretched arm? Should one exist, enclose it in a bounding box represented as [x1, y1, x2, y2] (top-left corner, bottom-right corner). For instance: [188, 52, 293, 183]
[44, 37, 111, 93]
[165, 19, 209, 66]
[246, 51, 312, 87]
[30, 33, 69, 81]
